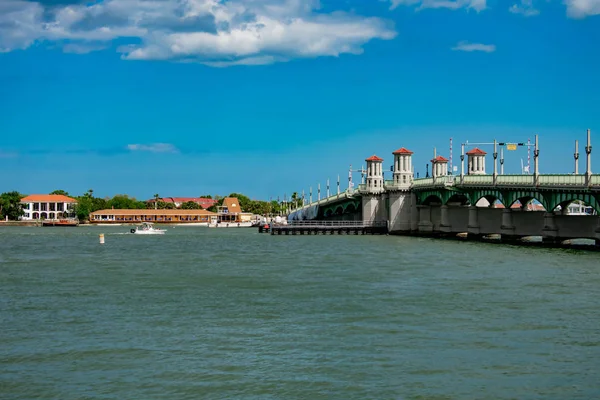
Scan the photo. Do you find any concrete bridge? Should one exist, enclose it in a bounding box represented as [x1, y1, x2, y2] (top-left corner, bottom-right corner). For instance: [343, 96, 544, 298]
[288, 130, 600, 245]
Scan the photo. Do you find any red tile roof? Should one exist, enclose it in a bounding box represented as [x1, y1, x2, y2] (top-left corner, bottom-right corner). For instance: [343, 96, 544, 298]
[431, 155, 448, 163]
[365, 155, 384, 162]
[466, 147, 487, 155]
[147, 197, 217, 209]
[21, 194, 77, 203]
[392, 147, 414, 155]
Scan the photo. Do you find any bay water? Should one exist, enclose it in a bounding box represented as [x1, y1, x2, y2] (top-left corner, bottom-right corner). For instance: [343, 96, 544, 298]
[1, 226, 599, 399]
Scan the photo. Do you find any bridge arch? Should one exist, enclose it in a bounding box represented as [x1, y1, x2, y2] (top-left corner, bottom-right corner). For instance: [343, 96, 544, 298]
[447, 193, 470, 206]
[552, 196, 600, 215]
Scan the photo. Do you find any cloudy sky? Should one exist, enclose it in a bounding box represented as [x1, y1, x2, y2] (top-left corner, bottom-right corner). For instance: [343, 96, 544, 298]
[0, 0, 598, 200]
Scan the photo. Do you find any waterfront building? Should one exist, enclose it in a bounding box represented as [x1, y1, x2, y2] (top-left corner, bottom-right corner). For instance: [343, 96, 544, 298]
[146, 197, 217, 209]
[20, 194, 77, 220]
[89, 209, 217, 224]
[216, 197, 254, 223]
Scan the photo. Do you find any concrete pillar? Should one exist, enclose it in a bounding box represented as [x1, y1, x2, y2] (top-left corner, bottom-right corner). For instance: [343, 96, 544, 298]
[500, 208, 517, 241]
[467, 205, 480, 236]
[585, 129, 592, 185]
[541, 212, 559, 243]
[417, 205, 433, 233]
[534, 134, 539, 184]
[595, 217, 600, 246]
[440, 205, 451, 233]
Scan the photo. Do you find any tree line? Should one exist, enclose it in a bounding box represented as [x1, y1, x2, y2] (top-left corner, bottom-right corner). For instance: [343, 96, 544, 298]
[0, 190, 302, 221]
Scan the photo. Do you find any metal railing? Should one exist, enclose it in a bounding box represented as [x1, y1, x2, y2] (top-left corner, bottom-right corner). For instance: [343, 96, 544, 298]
[590, 175, 600, 185]
[284, 220, 387, 228]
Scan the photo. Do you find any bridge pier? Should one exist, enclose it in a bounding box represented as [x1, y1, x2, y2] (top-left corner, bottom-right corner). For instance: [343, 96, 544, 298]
[500, 208, 519, 243]
[467, 206, 481, 239]
[595, 218, 600, 246]
[417, 205, 433, 234]
[439, 205, 451, 233]
[541, 212, 559, 243]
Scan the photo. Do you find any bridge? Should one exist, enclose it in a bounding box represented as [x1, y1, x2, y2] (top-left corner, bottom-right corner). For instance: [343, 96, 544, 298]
[287, 131, 600, 246]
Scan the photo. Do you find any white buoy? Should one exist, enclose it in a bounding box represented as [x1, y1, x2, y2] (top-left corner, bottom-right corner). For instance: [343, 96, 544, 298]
[99, 233, 105, 244]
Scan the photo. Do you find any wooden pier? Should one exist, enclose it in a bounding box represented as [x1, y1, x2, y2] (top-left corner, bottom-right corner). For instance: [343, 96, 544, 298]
[258, 221, 388, 235]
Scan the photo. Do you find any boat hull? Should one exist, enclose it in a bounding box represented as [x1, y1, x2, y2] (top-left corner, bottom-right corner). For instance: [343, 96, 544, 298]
[42, 219, 79, 227]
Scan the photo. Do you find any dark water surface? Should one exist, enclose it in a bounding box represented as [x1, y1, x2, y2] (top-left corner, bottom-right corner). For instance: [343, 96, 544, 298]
[1, 226, 599, 399]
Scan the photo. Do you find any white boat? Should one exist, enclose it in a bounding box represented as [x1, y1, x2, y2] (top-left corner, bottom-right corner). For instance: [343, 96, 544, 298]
[130, 222, 166, 234]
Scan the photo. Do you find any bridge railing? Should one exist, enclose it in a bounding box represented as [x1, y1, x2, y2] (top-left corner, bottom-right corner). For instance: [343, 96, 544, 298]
[495, 175, 535, 185]
[592, 175, 600, 185]
[462, 175, 494, 184]
[538, 174, 586, 186]
[284, 220, 387, 228]
[412, 177, 434, 187]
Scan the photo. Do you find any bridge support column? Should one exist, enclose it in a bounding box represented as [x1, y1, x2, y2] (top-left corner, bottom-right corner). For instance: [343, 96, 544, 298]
[500, 208, 518, 242]
[467, 206, 481, 238]
[439, 205, 451, 233]
[417, 205, 433, 234]
[541, 212, 559, 244]
[595, 217, 600, 247]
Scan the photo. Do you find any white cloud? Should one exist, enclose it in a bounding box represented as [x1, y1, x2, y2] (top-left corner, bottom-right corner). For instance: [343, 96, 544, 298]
[127, 143, 179, 153]
[451, 41, 496, 52]
[389, 0, 487, 12]
[565, 0, 600, 18]
[0, 0, 396, 66]
[509, 0, 540, 16]
[62, 42, 108, 54]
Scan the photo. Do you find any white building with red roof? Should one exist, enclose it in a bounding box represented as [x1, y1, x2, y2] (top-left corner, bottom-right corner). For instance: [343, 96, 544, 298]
[20, 194, 77, 220]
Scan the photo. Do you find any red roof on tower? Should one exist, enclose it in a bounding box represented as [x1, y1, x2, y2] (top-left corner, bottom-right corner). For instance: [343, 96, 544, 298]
[365, 155, 384, 162]
[431, 155, 449, 163]
[466, 147, 487, 155]
[392, 147, 414, 155]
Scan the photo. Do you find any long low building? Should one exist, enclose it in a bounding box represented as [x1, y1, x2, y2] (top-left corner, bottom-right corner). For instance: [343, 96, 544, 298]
[89, 209, 217, 224]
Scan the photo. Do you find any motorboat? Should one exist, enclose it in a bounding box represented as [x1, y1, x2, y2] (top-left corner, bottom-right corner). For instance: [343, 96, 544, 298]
[130, 222, 166, 235]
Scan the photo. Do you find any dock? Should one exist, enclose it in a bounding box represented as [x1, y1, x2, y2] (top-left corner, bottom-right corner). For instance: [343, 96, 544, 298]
[259, 221, 388, 235]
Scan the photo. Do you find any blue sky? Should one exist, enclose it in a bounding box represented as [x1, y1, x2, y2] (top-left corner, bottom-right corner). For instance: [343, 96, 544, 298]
[1, 0, 599, 201]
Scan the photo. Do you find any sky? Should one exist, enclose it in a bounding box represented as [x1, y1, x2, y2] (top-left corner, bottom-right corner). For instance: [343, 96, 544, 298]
[0, 0, 599, 201]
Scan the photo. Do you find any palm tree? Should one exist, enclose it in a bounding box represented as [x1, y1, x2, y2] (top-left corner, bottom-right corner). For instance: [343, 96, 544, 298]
[153, 193, 160, 210]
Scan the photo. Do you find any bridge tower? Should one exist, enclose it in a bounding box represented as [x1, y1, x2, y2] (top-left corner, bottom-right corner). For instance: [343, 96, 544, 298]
[466, 148, 487, 175]
[365, 155, 384, 193]
[388, 147, 415, 233]
[362, 155, 386, 224]
[431, 155, 449, 181]
[392, 147, 414, 188]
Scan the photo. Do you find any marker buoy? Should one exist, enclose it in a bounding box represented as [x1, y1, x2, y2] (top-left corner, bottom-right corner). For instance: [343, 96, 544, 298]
[99, 233, 105, 244]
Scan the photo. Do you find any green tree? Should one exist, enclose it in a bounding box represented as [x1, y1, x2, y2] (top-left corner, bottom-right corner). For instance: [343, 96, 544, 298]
[50, 189, 70, 196]
[108, 195, 146, 209]
[0, 191, 25, 220]
[198, 194, 212, 199]
[181, 201, 201, 210]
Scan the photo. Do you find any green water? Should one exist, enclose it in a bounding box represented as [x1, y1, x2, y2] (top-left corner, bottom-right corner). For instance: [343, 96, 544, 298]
[1, 226, 599, 399]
